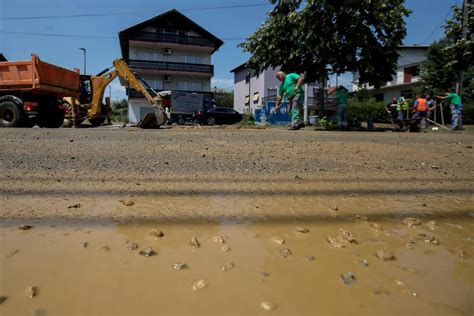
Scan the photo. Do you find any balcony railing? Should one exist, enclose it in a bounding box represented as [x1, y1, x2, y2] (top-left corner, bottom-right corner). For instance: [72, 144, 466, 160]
[128, 33, 215, 47]
[128, 88, 212, 99]
[129, 59, 214, 74]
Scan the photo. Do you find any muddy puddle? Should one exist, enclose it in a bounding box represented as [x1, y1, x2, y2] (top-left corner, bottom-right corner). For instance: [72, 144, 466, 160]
[1, 214, 473, 315]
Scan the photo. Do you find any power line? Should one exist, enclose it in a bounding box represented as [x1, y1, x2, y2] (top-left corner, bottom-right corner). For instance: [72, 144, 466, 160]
[0, 30, 247, 41]
[0, 3, 271, 20]
[420, 0, 460, 44]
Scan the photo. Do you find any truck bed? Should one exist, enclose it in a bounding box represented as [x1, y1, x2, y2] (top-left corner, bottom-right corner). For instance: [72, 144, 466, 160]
[0, 54, 80, 97]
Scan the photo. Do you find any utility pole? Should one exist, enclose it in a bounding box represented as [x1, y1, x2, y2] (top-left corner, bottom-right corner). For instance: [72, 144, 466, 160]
[457, 0, 469, 96]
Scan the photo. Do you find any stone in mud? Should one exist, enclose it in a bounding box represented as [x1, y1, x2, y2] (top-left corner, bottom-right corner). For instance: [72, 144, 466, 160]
[192, 279, 208, 291]
[374, 289, 390, 295]
[427, 220, 437, 231]
[329, 205, 339, 212]
[81, 240, 88, 248]
[359, 259, 369, 267]
[121, 199, 134, 207]
[280, 248, 292, 257]
[272, 236, 285, 245]
[376, 250, 396, 261]
[340, 229, 358, 244]
[139, 247, 157, 257]
[25, 286, 37, 298]
[0, 296, 6, 304]
[423, 235, 440, 245]
[454, 249, 468, 259]
[327, 236, 346, 248]
[306, 256, 316, 262]
[150, 229, 164, 238]
[221, 246, 230, 252]
[18, 225, 33, 231]
[100, 246, 110, 252]
[296, 226, 310, 233]
[402, 217, 422, 227]
[341, 272, 356, 285]
[260, 301, 274, 311]
[370, 222, 383, 231]
[67, 203, 81, 209]
[189, 237, 200, 249]
[260, 272, 270, 278]
[6, 249, 20, 257]
[355, 215, 368, 222]
[212, 236, 226, 244]
[221, 262, 235, 272]
[173, 263, 189, 270]
[127, 242, 138, 250]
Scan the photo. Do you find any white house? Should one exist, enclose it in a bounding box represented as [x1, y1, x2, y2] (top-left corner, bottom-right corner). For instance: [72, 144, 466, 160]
[231, 63, 320, 115]
[119, 9, 223, 123]
[352, 45, 429, 104]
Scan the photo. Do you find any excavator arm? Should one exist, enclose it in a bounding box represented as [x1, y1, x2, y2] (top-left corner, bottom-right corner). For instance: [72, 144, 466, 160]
[77, 58, 167, 127]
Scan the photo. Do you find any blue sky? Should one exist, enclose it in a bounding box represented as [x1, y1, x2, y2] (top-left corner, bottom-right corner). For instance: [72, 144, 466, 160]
[0, 0, 459, 101]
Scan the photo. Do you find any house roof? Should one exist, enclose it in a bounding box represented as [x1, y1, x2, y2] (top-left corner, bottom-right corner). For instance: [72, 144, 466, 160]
[0, 54, 7, 62]
[230, 62, 248, 73]
[119, 9, 224, 60]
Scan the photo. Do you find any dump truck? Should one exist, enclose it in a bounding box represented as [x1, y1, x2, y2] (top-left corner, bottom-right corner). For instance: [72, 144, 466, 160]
[65, 58, 167, 128]
[0, 54, 80, 127]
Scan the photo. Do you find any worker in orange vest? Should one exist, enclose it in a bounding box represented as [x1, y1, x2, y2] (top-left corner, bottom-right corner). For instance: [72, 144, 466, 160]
[411, 95, 429, 129]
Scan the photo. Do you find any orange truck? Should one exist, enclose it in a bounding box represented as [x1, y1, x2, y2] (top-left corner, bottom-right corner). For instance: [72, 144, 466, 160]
[0, 54, 80, 127]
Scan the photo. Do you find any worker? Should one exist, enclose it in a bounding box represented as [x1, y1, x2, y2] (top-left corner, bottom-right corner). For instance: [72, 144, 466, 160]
[411, 95, 429, 129]
[396, 94, 409, 131]
[437, 88, 462, 130]
[426, 96, 436, 126]
[335, 86, 348, 129]
[274, 71, 305, 130]
[386, 97, 399, 130]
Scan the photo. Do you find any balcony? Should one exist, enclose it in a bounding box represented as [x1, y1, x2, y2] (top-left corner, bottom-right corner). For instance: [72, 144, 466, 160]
[129, 59, 214, 75]
[128, 88, 212, 99]
[128, 33, 215, 48]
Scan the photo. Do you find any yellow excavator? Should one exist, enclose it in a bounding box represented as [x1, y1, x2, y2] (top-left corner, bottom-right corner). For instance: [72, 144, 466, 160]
[64, 58, 168, 127]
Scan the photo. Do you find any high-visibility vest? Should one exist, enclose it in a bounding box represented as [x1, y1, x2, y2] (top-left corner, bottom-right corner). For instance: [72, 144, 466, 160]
[397, 97, 408, 111]
[416, 98, 428, 112]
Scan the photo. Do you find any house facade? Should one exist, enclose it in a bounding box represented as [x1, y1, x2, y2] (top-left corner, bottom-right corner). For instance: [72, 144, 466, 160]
[231, 63, 319, 115]
[352, 45, 428, 104]
[119, 9, 223, 123]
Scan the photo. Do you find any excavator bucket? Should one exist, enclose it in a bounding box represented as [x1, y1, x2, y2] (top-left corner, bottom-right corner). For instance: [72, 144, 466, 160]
[137, 106, 167, 128]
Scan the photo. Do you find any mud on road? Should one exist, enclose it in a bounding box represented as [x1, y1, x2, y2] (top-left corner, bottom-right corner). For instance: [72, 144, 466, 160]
[0, 126, 473, 315]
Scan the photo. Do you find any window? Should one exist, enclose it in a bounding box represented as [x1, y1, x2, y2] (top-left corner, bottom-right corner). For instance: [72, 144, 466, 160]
[244, 95, 250, 105]
[137, 50, 161, 61]
[253, 92, 260, 104]
[178, 81, 202, 91]
[404, 65, 420, 83]
[178, 55, 203, 64]
[143, 78, 163, 90]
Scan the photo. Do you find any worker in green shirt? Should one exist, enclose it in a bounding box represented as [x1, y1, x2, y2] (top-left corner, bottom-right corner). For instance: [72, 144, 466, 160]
[437, 88, 462, 130]
[335, 86, 348, 129]
[274, 71, 305, 130]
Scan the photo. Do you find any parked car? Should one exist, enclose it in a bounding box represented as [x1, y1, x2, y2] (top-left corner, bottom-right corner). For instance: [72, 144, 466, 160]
[193, 107, 242, 125]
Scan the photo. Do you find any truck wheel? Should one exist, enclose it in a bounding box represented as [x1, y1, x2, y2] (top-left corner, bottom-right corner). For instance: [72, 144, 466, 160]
[0, 101, 22, 127]
[207, 117, 216, 126]
[177, 116, 185, 125]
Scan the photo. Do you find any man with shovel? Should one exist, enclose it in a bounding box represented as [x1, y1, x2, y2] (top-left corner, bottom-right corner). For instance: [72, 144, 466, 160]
[274, 71, 305, 130]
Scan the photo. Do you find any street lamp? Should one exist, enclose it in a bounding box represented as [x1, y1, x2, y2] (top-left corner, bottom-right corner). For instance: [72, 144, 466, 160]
[79, 48, 86, 75]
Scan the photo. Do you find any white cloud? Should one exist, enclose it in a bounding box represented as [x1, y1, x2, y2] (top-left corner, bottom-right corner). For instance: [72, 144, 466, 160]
[211, 78, 234, 90]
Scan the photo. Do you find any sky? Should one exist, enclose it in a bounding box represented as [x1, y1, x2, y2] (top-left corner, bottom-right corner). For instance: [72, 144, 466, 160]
[0, 0, 460, 101]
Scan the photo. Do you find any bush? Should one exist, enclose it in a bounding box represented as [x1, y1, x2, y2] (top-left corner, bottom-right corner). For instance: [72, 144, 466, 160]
[319, 116, 336, 128]
[347, 98, 387, 123]
[462, 101, 474, 124]
[239, 112, 255, 126]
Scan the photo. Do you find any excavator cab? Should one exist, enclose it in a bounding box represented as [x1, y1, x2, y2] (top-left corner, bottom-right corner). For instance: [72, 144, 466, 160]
[79, 75, 92, 104]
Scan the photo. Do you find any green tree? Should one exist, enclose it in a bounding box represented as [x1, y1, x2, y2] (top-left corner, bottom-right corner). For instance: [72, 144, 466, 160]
[444, 2, 473, 73]
[240, 0, 411, 87]
[213, 89, 234, 107]
[421, 39, 458, 96]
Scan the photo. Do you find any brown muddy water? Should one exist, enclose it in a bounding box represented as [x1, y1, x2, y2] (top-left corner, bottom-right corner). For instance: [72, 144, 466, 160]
[1, 214, 473, 316]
